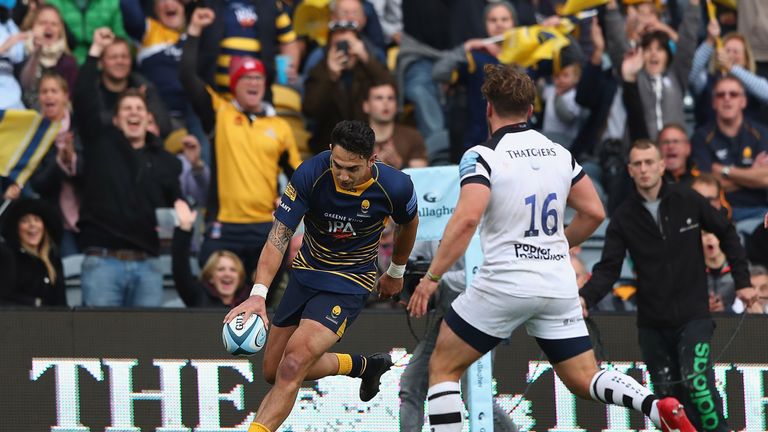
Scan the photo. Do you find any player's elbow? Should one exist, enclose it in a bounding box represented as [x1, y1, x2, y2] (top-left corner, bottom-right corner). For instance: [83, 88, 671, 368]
[457, 213, 482, 231]
[589, 204, 606, 225]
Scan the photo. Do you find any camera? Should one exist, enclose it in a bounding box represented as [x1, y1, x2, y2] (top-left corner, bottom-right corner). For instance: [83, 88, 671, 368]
[397, 257, 436, 311]
[335, 40, 350, 55]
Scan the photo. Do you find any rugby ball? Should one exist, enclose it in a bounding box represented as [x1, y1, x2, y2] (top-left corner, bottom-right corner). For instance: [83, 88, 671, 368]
[222, 313, 268, 356]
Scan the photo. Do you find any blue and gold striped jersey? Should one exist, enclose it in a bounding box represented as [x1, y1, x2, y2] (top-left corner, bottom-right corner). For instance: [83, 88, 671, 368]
[274, 151, 418, 294]
[215, 0, 296, 97]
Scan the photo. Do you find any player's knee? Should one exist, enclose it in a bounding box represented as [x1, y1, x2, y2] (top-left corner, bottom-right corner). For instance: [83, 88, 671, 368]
[262, 363, 277, 385]
[276, 353, 307, 384]
[428, 352, 462, 382]
[563, 377, 592, 400]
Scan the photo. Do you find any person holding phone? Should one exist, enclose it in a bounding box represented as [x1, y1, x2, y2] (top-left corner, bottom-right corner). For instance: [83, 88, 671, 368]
[303, 20, 392, 155]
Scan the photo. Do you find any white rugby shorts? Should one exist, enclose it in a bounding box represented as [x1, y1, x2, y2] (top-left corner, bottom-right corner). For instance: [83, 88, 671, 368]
[451, 287, 589, 340]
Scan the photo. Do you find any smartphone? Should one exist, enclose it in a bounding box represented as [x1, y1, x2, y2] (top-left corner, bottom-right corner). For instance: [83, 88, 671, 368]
[335, 40, 350, 55]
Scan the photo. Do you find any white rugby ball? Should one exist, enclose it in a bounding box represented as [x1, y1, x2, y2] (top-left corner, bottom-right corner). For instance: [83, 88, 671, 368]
[222, 313, 268, 356]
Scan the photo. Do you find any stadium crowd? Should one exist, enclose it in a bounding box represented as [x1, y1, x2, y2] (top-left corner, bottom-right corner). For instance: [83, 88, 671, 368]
[0, 0, 767, 316]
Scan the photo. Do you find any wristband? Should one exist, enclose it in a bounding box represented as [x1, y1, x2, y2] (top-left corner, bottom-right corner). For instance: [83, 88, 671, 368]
[250, 283, 268, 299]
[386, 262, 407, 279]
[425, 270, 442, 282]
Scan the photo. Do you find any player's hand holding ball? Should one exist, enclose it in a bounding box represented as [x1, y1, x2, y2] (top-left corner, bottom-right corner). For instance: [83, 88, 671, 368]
[222, 312, 268, 356]
[223, 285, 270, 355]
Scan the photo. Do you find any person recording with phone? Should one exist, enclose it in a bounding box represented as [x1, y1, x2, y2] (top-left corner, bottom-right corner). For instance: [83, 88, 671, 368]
[303, 20, 391, 155]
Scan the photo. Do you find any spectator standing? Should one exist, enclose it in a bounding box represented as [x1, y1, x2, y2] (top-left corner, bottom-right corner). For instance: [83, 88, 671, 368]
[75, 27, 181, 307]
[27, 72, 83, 257]
[397, 0, 485, 165]
[46, 0, 127, 64]
[619, 0, 700, 142]
[197, 0, 299, 98]
[304, 20, 391, 154]
[0, 198, 66, 307]
[580, 140, 755, 432]
[93, 36, 172, 138]
[363, 81, 426, 169]
[18, 4, 78, 110]
[180, 8, 301, 282]
[691, 75, 768, 221]
[690, 19, 768, 127]
[432, 1, 516, 155]
[120, 0, 205, 145]
[171, 199, 247, 308]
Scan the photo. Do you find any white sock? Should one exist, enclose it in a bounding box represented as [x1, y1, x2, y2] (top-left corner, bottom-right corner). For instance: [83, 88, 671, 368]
[589, 370, 661, 427]
[427, 381, 464, 432]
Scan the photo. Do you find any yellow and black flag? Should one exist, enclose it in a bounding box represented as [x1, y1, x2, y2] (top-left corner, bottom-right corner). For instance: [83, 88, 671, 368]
[498, 25, 571, 71]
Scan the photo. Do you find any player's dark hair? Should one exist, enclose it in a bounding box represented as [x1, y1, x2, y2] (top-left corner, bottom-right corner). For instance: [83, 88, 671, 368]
[481, 64, 535, 118]
[330, 120, 375, 159]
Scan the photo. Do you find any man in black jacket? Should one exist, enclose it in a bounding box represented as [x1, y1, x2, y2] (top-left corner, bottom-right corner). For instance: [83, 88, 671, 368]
[75, 27, 181, 307]
[580, 139, 756, 432]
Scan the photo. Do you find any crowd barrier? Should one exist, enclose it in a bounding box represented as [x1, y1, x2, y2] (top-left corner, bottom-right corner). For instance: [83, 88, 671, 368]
[1, 309, 767, 431]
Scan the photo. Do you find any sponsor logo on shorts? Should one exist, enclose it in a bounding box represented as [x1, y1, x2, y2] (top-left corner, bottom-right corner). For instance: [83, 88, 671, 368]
[562, 316, 583, 326]
[513, 243, 567, 261]
[325, 305, 342, 325]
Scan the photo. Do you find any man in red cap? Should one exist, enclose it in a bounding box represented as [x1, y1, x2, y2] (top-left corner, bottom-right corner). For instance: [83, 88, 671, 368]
[180, 7, 302, 288]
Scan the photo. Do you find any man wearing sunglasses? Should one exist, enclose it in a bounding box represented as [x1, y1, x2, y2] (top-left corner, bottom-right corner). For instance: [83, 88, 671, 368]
[692, 75, 768, 221]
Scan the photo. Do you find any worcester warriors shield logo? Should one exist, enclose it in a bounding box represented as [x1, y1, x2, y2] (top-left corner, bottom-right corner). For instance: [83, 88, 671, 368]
[332, 305, 342, 318]
[361, 200, 370, 213]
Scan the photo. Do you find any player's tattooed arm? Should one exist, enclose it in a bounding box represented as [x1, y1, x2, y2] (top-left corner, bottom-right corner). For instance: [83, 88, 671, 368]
[268, 220, 295, 253]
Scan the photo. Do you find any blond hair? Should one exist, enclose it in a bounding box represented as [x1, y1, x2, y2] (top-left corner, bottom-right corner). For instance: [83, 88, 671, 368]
[19, 223, 57, 285]
[711, 32, 757, 74]
[200, 250, 246, 293]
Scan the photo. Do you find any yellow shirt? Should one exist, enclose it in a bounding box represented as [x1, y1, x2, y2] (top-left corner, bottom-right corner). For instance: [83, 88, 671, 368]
[208, 87, 302, 223]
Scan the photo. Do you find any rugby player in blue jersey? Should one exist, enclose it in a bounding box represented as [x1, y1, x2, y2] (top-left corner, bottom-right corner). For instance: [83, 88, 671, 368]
[225, 120, 419, 432]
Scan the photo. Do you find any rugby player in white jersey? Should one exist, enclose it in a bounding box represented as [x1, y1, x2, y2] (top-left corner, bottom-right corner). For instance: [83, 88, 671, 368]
[407, 64, 695, 432]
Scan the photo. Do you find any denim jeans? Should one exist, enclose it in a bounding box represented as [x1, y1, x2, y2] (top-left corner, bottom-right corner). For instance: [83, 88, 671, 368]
[398, 286, 517, 432]
[80, 255, 164, 307]
[638, 319, 728, 432]
[403, 59, 450, 165]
